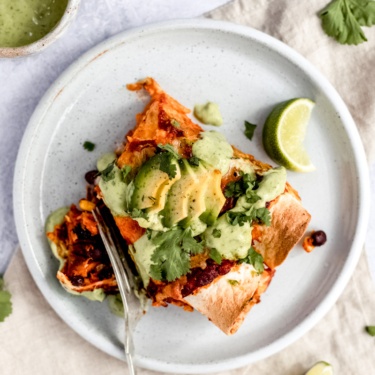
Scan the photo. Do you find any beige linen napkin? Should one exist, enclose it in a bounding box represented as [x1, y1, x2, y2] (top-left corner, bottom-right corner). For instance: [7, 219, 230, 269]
[2, 2, 375, 374]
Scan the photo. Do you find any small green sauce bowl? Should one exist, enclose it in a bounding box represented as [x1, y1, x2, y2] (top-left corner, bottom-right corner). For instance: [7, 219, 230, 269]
[0, 0, 80, 58]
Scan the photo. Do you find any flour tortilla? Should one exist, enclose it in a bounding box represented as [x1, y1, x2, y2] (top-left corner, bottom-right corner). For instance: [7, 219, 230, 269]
[184, 263, 274, 335]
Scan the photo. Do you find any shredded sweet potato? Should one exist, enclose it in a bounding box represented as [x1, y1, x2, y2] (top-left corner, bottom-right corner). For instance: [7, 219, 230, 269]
[114, 216, 145, 245]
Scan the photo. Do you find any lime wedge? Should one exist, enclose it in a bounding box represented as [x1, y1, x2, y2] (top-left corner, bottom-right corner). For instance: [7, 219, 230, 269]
[305, 361, 333, 375]
[262, 98, 315, 172]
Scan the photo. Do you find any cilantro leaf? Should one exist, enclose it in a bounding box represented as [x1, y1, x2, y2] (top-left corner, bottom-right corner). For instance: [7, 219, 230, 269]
[212, 228, 221, 238]
[319, 0, 374, 45]
[83, 141, 96, 152]
[226, 206, 271, 227]
[245, 189, 261, 204]
[226, 211, 250, 226]
[244, 121, 257, 141]
[120, 165, 131, 182]
[0, 277, 12, 322]
[150, 229, 204, 282]
[100, 160, 116, 182]
[159, 154, 177, 179]
[366, 326, 375, 336]
[188, 156, 200, 167]
[224, 172, 256, 198]
[352, 0, 375, 26]
[209, 248, 222, 265]
[228, 279, 239, 286]
[157, 144, 180, 179]
[239, 247, 264, 274]
[255, 207, 271, 226]
[182, 231, 204, 255]
[130, 208, 148, 220]
[157, 143, 181, 160]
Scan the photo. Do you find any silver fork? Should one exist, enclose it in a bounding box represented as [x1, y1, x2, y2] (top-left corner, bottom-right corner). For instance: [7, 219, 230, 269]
[92, 206, 141, 375]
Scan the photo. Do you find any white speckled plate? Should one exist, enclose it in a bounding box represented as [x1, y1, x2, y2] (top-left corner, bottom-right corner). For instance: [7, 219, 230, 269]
[13, 19, 370, 373]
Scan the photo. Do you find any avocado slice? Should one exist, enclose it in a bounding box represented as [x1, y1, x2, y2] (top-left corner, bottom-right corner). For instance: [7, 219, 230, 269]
[199, 169, 226, 226]
[130, 154, 180, 211]
[180, 164, 210, 228]
[147, 176, 179, 214]
[162, 159, 200, 228]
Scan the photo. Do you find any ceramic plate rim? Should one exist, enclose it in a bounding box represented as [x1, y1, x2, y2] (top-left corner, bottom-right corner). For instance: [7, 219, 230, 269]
[13, 19, 371, 374]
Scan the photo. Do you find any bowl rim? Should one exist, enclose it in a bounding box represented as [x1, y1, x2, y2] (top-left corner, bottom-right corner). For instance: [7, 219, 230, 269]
[0, 0, 80, 58]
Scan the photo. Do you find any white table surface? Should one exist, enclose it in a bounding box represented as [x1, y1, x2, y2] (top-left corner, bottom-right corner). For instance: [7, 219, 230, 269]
[1, 0, 374, 286]
[0, 0, 229, 274]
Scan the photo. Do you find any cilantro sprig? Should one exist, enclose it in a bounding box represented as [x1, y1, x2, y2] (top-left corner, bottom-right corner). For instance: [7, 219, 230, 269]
[150, 229, 204, 282]
[320, 0, 375, 45]
[226, 207, 271, 227]
[0, 276, 12, 322]
[157, 144, 180, 179]
[100, 160, 116, 182]
[224, 172, 257, 198]
[239, 247, 264, 274]
[224, 172, 271, 227]
[130, 208, 149, 220]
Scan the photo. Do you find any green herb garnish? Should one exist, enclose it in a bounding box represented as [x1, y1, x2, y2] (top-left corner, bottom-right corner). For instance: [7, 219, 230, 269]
[319, 0, 375, 45]
[100, 160, 116, 182]
[244, 121, 257, 140]
[209, 248, 222, 265]
[239, 247, 264, 274]
[224, 172, 256, 198]
[366, 326, 375, 336]
[212, 228, 222, 238]
[130, 208, 149, 220]
[157, 144, 180, 179]
[0, 276, 12, 322]
[228, 279, 239, 286]
[226, 207, 271, 227]
[83, 141, 96, 152]
[157, 143, 180, 160]
[150, 229, 204, 282]
[120, 165, 131, 182]
[171, 119, 181, 128]
[188, 156, 200, 167]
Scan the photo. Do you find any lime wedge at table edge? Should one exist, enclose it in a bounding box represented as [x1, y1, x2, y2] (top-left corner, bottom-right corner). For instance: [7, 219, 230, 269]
[305, 361, 333, 375]
[262, 97, 315, 172]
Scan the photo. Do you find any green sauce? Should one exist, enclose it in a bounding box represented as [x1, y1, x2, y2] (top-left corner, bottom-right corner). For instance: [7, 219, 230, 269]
[131, 236, 156, 287]
[0, 0, 68, 48]
[204, 215, 251, 260]
[254, 167, 287, 208]
[97, 153, 134, 217]
[194, 102, 223, 126]
[192, 131, 233, 175]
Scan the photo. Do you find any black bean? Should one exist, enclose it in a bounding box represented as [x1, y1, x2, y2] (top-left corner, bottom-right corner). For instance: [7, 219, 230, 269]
[311, 230, 327, 246]
[70, 275, 84, 286]
[89, 248, 103, 261]
[98, 267, 113, 280]
[73, 225, 92, 240]
[85, 170, 99, 184]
